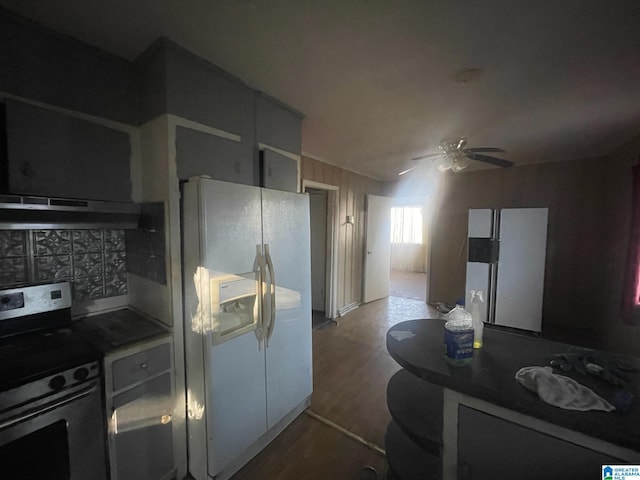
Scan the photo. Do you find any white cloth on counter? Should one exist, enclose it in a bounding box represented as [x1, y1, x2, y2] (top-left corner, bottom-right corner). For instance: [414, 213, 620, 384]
[515, 366, 615, 412]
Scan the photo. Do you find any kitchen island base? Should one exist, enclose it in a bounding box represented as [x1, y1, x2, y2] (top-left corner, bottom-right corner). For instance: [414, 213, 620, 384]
[443, 388, 637, 479]
[386, 319, 640, 480]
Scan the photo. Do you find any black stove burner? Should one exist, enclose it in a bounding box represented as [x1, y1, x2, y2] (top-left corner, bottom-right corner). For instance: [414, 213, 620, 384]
[0, 327, 101, 391]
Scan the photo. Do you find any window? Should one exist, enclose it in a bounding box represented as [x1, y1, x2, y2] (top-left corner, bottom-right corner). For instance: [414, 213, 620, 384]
[621, 163, 640, 325]
[390, 206, 423, 244]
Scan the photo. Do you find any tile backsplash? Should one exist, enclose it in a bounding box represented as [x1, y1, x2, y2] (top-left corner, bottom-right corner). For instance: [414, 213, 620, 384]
[0, 229, 127, 300]
[0, 231, 28, 286]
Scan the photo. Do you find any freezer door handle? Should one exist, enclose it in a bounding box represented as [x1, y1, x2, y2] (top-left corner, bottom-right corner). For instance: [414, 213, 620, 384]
[264, 243, 276, 345]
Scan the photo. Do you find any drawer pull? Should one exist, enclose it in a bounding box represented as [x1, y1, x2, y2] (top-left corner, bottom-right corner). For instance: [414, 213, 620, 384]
[160, 414, 172, 425]
[112, 343, 171, 391]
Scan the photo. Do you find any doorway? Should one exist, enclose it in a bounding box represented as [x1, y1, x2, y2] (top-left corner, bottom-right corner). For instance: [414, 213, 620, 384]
[389, 204, 428, 302]
[302, 180, 339, 326]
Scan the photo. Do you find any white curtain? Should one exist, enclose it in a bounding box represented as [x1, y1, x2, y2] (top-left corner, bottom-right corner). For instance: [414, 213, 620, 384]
[390, 206, 427, 272]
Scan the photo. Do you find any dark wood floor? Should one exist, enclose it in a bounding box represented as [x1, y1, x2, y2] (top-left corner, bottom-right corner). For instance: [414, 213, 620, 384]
[231, 295, 436, 480]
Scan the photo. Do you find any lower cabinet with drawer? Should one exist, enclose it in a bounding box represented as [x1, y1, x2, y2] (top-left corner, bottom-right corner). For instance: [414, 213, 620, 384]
[104, 336, 176, 480]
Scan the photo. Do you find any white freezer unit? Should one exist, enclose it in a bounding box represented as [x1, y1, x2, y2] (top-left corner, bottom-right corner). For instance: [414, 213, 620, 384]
[465, 208, 548, 332]
[182, 178, 312, 480]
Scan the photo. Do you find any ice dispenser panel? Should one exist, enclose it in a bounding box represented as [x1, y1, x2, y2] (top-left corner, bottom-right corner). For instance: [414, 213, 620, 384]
[210, 273, 259, 345]
[468, 238, 500, 264]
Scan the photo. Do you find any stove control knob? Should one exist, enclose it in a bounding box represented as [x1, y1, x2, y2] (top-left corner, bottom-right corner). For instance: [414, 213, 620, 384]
[73, 367, 89, 382]
[49, 375, 66, 391]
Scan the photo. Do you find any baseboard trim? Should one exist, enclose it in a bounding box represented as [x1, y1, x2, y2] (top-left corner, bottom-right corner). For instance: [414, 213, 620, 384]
[338, 302, 359, 317]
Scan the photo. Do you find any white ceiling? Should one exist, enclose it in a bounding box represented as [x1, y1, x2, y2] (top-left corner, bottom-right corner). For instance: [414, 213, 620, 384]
[2, 0, 640, 180]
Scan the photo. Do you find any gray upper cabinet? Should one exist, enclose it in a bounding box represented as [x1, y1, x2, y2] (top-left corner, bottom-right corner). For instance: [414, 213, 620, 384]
[137, 40, 303, 190]
[260, 148, 298, 192]
[164, 44, 252, 138]
[4, 100, 132, 201]
[0, 12, 136, 125]
[137, 39, 254, 138]
[137, 39, 258, 185]
[256, 95, 302, 192]
[176, 126, 253, 185]
[256, 94, 303, 155]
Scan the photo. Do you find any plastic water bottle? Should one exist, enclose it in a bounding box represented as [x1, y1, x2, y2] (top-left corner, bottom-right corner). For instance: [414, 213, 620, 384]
[469, 290, 485, 349]
[443, 305, 474, 365]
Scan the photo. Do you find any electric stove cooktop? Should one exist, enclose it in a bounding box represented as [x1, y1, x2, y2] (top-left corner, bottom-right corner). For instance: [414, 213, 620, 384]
[0, 327, 100, 391]
[0, 282, 101, 392]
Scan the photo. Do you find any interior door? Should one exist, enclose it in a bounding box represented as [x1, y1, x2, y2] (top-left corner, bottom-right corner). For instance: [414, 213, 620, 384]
[363, 194, 392, 303]
[308, 190, 327, 311]
[261, 188, 312, 429]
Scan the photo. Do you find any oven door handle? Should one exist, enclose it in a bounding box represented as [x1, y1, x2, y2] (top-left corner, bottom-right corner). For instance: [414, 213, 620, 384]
[0, 382, 98, 431]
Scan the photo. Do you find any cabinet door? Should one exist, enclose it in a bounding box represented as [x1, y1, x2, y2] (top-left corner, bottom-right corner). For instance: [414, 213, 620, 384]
[4, 100, 131, 201]
[175, 126, 253, 186]
[457, 406, 621, 480]
[260, 149, 298, 192]
[112, 373, 174, 480]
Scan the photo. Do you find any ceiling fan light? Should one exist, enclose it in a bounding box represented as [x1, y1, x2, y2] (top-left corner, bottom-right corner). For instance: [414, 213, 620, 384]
[451, 155, 471, 172]
[437, 161, 452, 172]
[451, 161, 466, 173]
[435, 155, 453, 172]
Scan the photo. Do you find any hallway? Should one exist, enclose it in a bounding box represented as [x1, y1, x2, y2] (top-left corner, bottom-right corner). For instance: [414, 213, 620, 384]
[232, 296, 436, 480]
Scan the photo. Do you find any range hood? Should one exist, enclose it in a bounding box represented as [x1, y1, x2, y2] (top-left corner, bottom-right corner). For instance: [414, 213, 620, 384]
[0, 194, 140, 230]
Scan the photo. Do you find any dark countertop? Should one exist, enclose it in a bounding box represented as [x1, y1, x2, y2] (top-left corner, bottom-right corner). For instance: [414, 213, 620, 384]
[387, 319, 640, 453]
[73, 308, 170, 354]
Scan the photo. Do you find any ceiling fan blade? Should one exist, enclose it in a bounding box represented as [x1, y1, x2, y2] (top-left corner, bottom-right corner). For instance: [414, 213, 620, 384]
[398, 167, 415, 176]
[411, 152, 442, 161]
[463, 147, 506, 154]
[466, 152, 514, 168]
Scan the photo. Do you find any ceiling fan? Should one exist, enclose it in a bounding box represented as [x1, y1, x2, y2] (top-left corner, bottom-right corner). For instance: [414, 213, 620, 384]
[399, 137, 514, 175]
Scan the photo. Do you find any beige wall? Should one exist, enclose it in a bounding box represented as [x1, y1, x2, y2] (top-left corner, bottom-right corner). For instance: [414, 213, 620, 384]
[425, 134, 640, 355]
[301, 156, 383, 311]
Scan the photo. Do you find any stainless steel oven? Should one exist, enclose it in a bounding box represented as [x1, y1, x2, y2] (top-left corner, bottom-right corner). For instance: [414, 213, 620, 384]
[0, 282, 107, 480]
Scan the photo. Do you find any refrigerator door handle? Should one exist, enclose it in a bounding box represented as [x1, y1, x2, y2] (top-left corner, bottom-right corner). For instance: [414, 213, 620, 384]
[265, 243, 277, 345]
[256, 245, 267, 349]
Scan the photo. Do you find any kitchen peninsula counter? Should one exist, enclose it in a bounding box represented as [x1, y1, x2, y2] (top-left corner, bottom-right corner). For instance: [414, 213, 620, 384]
[386, 319, 640, 480]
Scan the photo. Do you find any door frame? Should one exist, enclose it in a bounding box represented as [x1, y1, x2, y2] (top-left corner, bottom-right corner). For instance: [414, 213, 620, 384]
[302, 179, 339, 319]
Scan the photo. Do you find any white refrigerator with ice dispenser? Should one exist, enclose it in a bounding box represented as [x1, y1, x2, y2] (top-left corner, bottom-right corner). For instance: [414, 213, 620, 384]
[465, 208, 548, 332]
[182, 177, 312, 480]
